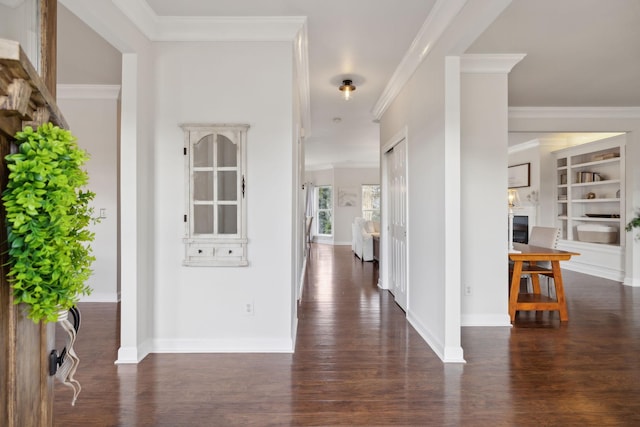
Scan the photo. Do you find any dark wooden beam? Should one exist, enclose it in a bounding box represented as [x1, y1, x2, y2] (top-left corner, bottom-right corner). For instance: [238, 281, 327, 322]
[40, 0, 57, 98]
[0, 2, 60, 425]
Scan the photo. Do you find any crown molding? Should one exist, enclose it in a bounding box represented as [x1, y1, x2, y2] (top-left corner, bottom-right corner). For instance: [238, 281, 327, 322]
[57, 84, 121, 100]
[294, 23, 311, 138]
[305, 161, 379, 172]
[508, 139, 539, 154]
[372, 0, 468, 120]
[509, 107, 640, 119]
[109, 0, 310, 134]
[112, 0, 306, 41]
[461, 53, 526, 73]
[112, 0, 158, 39]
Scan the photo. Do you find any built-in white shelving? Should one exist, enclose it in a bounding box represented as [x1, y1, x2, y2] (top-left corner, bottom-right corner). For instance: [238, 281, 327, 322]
[552, 135, 626, 281]
[554, 138, 625, 245]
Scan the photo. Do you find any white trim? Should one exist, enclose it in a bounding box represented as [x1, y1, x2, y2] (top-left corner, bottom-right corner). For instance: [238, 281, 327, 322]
[305, 161, 379, 171]
[558, 240, 625, 282]
[117, 53, 140, 367]
[112, 0, 306, 41]
[444, 56, 463, 363]
[115, 346, 140, 364]
[562, 262, 624, 283]
[155, 16, 306, 42]
[508, 139, 540, 154]
[461, 53, 526, 73]
[380, 127, 408, 295]
[382, 126, 409, 154]
[111, 0, 158, 40]
[443, 346, 466, 363]
[152, 338, 294, 353]
[372, 0, 468, 120]
[298, 255, 307, 301]
[623, 277, 640, 287]
[509, 107, 640, 120]
[115, 339, 152, 364]
[407, 310, 445, 360]
[57, 84, 121, 100]
[294, 23, 311, 138]
[461, 314, 512, 327]
[407, 310, 465, 363]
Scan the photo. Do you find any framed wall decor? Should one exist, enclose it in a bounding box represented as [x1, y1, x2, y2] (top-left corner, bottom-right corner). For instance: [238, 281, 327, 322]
[508, 162, 530, 188]
[338, 187, 357, 207]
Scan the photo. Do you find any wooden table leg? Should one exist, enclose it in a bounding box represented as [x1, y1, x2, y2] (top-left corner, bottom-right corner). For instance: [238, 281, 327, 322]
[509, 261, 523, 322]
[551, 261, 569, 321]
[529, 262, 542, 295]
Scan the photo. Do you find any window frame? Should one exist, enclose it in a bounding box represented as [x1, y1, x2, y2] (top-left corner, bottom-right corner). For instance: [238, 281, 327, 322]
[361, 184, 381, 222]
[316, 185, 333, 236]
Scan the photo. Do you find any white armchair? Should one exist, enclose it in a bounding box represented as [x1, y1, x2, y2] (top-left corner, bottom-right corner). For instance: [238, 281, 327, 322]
[352, 217, 380, 262]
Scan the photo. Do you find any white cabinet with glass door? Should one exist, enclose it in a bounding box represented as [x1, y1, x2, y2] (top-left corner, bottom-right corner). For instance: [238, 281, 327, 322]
[181, 124, 249, 266]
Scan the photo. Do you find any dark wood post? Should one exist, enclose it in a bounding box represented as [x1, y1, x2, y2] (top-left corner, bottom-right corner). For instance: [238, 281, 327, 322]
[0, 2, 62, 425]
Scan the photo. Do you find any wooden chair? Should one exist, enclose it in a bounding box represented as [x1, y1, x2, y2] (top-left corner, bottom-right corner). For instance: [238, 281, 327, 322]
[523, 226, 560, 296]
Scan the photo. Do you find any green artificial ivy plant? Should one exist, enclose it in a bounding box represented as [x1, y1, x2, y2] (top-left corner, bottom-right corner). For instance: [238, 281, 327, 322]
[627, 213, 640, 238]
[2, 123, 95, 322]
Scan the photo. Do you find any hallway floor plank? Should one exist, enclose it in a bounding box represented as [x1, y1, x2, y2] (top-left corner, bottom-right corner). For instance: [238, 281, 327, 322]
[54, 244, 640, 426]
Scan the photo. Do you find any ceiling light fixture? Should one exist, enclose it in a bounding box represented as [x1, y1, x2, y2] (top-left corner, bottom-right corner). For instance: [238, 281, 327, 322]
[339, 79, 356, 101]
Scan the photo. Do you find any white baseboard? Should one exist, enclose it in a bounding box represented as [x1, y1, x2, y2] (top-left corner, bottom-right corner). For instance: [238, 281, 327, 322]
[461, 314, 512, 327]
[298, 255, 307, 300]
[406, 311, 446, 362]
[623, 277, 640, 287]
[152, 338, 294, 353]
[561, 260, 624, 282]
[407, 310, 466, 363]
[291, 316, 298, 350]
[115, 339, 152, 364]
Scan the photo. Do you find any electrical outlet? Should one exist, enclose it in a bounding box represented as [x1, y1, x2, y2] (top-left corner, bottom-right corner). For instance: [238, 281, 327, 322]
[243, 301, 254, 316]
[464, 285, 472, 296]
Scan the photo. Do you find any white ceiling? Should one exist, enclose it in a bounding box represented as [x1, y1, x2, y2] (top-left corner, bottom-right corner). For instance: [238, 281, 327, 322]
[144, 0, 435, 170]
[468, 0, 640, 107]
[58, 0, 640, 168]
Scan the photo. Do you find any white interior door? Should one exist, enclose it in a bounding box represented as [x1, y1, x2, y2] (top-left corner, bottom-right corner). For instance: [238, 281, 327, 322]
[387, 138, 408, 311]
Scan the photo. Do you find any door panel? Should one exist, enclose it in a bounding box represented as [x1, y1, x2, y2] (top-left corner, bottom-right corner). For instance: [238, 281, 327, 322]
[387, 139, 408, 311]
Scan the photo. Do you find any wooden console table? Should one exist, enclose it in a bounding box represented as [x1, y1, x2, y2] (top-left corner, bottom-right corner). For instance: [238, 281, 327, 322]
[508, 243, 579, 322]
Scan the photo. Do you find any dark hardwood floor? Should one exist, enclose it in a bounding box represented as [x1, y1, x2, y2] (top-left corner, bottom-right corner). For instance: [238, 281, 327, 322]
[54, 244, 640, 426]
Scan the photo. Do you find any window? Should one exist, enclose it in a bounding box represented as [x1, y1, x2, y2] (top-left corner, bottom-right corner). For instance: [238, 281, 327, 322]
[362, 184, 381, 221]
[316, 185, 332, 236]
[181, 124, 249, 266]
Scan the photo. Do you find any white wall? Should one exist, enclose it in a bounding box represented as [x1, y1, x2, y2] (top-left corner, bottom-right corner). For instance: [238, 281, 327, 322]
[460, 72, 510, 326]
[57, 4, 122, 85]
[58, 87, 120, 303]
[508, 144, 539, 212]
[152, 41, 295, 352]
[378, 0, 512, 362]
[60, 0, 158, 363]
[0, 1, 39, 69]
[381, 52, 453, 360]
[305, 167, 380, 245]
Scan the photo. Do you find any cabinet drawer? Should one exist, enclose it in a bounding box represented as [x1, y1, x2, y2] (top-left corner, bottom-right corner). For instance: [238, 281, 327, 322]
[216, 246, 244, 257]
[188, 246, 214, 257]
